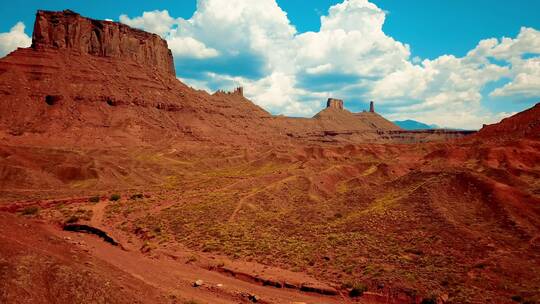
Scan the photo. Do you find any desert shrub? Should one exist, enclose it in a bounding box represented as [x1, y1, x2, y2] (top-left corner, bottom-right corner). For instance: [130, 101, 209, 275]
[405, 248, 424, 255]
[349, 282, 368, 297]
[130, 193, 144, 200]
[65, 215, 79, 224]
[186, 255, 198, 263]
[89, 196, 100, 203]
[421, 297, 437, 304]
[45, 95, 62, 105]
[21, 206, 39, 216]
[140, 241, 157, 253]
[110, 194, 121, 201]
[74, 209, 93, 221]
[511, 295, 523, 302]
[342, 265, 355, 274]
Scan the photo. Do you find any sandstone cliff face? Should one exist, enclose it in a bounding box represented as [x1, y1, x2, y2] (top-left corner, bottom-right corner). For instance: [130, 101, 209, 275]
[326, 98, 344, 110]
[478, 102, 540, 139]
[0, 10, 275, 146]
[32, 10, 175, 76]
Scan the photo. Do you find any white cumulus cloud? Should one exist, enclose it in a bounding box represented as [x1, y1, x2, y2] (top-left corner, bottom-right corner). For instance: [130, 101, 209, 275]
[294, 0, 410, 77]
[167, 36, 219, 59]
[120, 0, 540, 128]
[491, 58, 540, 97]
[487, 27, 540, 60]
[0, 22, 31, 57]
[120, 10, 177, 37]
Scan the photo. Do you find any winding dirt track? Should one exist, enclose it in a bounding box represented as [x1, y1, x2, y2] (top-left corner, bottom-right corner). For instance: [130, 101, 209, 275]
[90, 200, 107, 227]
[48, 223, 357, 304]
[24, 197, 358, 303]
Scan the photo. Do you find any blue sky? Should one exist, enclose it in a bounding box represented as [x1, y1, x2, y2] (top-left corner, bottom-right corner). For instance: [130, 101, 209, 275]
[3, 1, 540, 59]
[1, 0, 539, 128]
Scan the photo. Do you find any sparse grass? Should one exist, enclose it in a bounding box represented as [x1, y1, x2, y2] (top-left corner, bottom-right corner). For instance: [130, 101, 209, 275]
[140, 241, 157, 253]
[21, 206, 39, 216]
[186, 255, 198, 263]
[336, 181, 349, 194]
[342, 264, 355, 274]
[57, 208, 93, 224]
[69, 152, 540, 304]
[361, 165, 378, 176]
[362, 192, 402, 215]
[363, 264, 384, 277]
[75, 209, 92, 221]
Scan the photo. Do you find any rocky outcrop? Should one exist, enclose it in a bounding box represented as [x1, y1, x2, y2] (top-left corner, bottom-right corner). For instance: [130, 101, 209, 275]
[234, 87, 244, 96]
[32, 10, 175, 76]
[214, 87, 244, 97]
[0, 10, 278, 147]
[326, 98, 343, 110]
[477, 102, 540, 139]
[310, 98, 402, 133]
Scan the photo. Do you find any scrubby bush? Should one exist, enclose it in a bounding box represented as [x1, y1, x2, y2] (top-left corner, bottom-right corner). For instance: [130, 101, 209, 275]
[511, 295, 522, 302]
[110, 194, 121, 201]
[89, 196, 100, 203]
[21, 206, 39, 216]
[65, 215, 79, 224]
[421, 297, 437, 304]
[130, 193, 144, 200]
[186, 255, 198, 263]
[349, 282, 368, 297]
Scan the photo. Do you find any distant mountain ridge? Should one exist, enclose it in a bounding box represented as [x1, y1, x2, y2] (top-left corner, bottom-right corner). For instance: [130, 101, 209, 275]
[393, 119, 439, 130]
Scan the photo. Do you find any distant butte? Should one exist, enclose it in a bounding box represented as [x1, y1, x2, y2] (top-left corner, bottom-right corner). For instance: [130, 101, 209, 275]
[326, 98, 344, 110]
[32, 10, 175, 75]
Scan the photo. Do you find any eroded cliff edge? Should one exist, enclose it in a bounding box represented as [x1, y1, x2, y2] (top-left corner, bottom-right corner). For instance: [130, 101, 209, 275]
[32, 9, 175, 76]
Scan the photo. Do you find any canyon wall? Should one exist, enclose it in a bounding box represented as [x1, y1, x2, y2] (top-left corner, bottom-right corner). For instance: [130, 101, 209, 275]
[32, 10, 175, 76]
